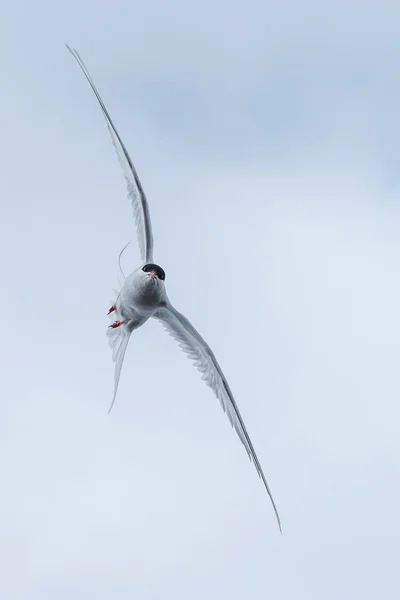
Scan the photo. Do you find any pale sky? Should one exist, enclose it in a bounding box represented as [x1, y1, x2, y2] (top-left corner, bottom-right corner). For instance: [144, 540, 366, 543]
[1, 1, 400, 598]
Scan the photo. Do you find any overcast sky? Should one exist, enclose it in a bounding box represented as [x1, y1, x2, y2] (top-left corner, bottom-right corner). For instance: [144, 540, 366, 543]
[1, 1, 400, 598]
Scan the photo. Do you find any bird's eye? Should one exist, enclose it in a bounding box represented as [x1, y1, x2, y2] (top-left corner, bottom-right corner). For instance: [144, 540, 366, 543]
[142, 264, 166, 281]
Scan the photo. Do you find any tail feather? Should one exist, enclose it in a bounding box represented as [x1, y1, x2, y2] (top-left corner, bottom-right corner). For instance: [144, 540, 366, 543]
[106, 300, 131, 412]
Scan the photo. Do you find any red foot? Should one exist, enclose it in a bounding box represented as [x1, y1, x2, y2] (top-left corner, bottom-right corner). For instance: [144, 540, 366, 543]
[107, 305, 116, 315]
[109, 320, 122, 329]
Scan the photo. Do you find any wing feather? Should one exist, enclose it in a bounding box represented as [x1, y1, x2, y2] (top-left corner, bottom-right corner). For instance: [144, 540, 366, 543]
[67, 45, 154, 263]
[154, 303, 282, 532]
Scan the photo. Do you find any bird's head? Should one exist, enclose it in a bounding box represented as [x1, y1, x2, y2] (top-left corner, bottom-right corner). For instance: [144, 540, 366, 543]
[133, 263, 166, 294]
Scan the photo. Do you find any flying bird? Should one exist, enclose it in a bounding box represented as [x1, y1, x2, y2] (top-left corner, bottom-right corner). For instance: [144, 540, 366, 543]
[67, 45, 282, 532]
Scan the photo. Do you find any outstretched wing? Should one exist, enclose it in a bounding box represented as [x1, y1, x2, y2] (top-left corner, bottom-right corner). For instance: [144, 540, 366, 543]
[67, 45, 154, 263]
[153, 303, 282, 532]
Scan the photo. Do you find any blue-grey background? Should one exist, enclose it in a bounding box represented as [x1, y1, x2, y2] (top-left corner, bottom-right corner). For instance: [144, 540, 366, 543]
[1, 1, 400, 598]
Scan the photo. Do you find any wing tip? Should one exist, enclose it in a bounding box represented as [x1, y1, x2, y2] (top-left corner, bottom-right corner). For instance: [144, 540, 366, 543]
[65, 43, 75, 56]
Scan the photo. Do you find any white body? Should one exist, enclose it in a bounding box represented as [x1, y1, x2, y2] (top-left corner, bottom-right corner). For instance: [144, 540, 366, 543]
[68, 45, 282, 532]
[117, 268, 167, 320]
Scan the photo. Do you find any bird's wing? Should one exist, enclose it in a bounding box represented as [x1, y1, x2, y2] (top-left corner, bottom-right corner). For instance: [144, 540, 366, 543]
[67, 45, 154, 263]
[153, 302, 282, 531]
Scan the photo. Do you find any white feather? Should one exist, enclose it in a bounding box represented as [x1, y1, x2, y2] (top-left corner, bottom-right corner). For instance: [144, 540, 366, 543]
[154, 303, 282, 532]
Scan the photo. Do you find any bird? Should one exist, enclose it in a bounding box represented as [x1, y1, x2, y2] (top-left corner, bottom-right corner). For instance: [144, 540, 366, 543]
[67, 45, 282, 532]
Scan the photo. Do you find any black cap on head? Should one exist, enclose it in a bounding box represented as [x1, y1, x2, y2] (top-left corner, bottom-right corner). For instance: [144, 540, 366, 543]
[142, 263, 166, 281]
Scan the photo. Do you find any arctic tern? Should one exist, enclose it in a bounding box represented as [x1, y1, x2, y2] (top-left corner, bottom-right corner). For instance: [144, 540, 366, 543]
[67, 46, 282, 531]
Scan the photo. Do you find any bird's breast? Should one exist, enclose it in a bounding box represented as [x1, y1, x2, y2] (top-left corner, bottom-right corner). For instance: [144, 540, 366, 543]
[117, 275, 165, 318]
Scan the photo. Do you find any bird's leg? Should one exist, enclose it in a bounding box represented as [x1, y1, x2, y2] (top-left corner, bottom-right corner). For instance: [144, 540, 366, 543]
[109, 320, 125, 329]
[107, 305, 116, 315]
